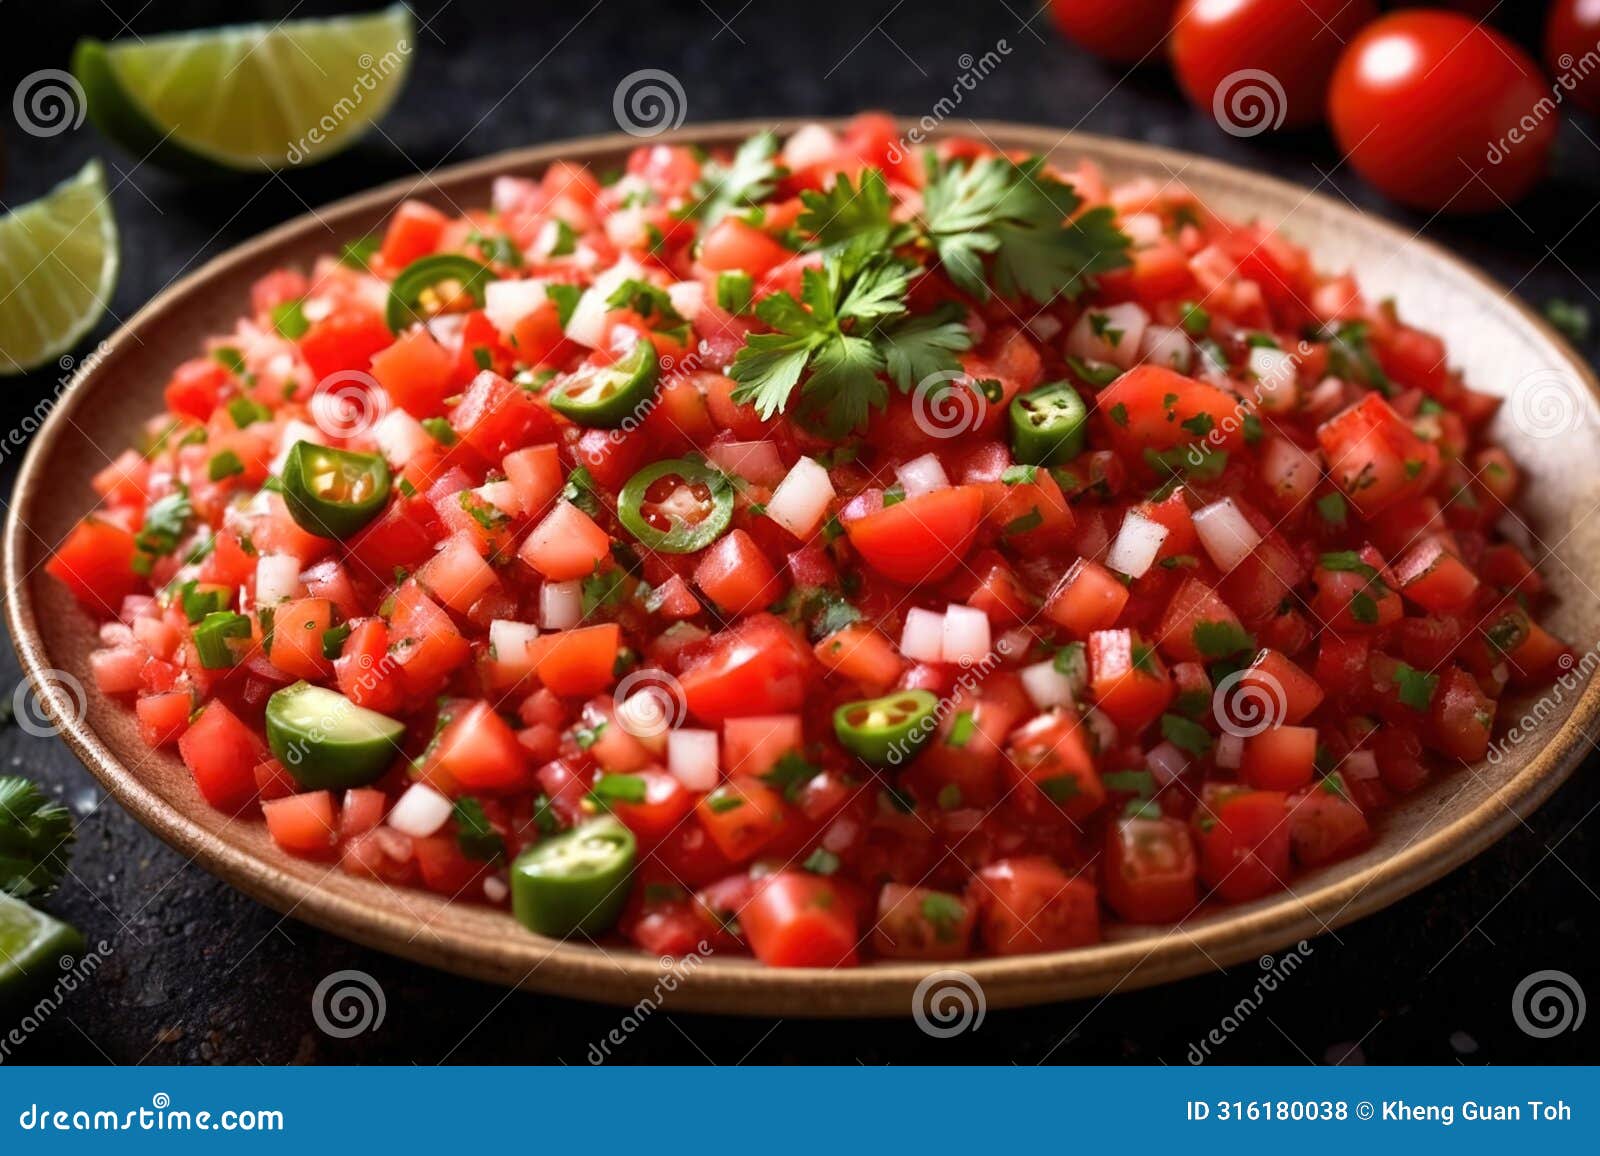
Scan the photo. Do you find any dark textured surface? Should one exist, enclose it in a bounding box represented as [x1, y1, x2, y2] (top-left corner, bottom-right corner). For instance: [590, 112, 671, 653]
[0, 0, 1596, 1065]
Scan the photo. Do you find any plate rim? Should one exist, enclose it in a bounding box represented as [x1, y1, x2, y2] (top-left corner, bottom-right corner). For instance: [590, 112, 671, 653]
[8, 117, 1598, 1016]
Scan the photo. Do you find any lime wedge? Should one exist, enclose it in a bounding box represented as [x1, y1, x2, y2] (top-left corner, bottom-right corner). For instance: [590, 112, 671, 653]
[73, 4, 415, 174]
[0, 892, 84, 1000]
[0, 160, 119, 377]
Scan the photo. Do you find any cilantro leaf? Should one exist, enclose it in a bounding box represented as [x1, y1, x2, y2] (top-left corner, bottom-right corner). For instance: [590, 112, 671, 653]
[0, 776, 75, 899]
[798, 167, 899, 250]
[876, 302, 973, 390]
[686, 131, 785, 228]
[919, 154, 1131, 305]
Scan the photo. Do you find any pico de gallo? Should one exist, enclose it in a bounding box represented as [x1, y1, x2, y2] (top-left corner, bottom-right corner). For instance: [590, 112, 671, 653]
[48, 114, 1572, 967]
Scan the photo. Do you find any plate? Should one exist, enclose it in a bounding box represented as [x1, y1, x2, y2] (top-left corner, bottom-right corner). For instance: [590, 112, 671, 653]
[9, 120, 1599, 1016]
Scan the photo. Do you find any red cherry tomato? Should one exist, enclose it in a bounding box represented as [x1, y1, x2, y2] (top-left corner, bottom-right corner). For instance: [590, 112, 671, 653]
[1047, 0, 1178, 64]
[1547, 0, 1600, 116]
[1329, 11, 1556, 211]
[1169, 0, 1379, 131]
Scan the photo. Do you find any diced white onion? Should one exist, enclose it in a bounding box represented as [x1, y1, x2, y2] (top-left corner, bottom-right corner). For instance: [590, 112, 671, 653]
[896, 453, 950, 499]
[1305, 375, 1346, 418]
[475, 480, 522, 517]
[604, 207, 651, 250]
[1193, 498, 1262, 572]
[1021, 660, 1075, 710]
[667, 280, 705, 322]
[563, 258, 647, 348]
[765, 456, 835, 539]
[900, 608, 945, 663]
[1262, 437, 1320, 505]
[1248, 345, 1299, 412]
[942, 603, 992, 666]
[483, 876, 509, 903]
[1026, 315, 1062, 342]
[668, 729, 720, 792]
[301, 295, 334, 324]
[1065, 302, 1149, 370]
[1139, 324, 1193, 372]
[783, 124, 840, 171]
[254, 554, 303, 605]
[484, 278, 551, 336]
[1343, 750, 1379, 781]
[270, 419, 326, 474]
[489, 619, 540, 665]
[1147, 741, 1188, 785]
[372, 410, 432, 468]
[425, 312, 468, 348]
[1122, 212, 1165, 245]
[1215, 733, 1244, 770]
[706, 440, 785, 486]
[1083, 707, 1119, 755]
[539, 580, 584, 630]
[388, 783, 454, 838]
[1106, 509, 1170, 579]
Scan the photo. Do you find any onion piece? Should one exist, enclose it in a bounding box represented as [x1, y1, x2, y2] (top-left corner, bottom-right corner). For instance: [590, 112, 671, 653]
[765, 456, 835, 539]
[706, 440, 785, 486]
[372, 410, 432, 468]
[783, 124, 839, 171]
[484, 278, 551, 337]
[483, 876, 509, 904]
[489, 619, 540, 666]
[1215, 733, 1244, 770]
[563, 259, 646, 348]
[475, 480, 522, 517]
[388, 783, 453, 838]
[1083, 708, 1119, 755]
[1193, 498, 1262, 572]
[1343, 750, 1379, 781]
[254, 554, 303, 605]
[1105, 509, 1170, 579]
[539, 580, 584, 630]
[1021, 660, 1075, 710]
[1065, 302, 1149, 370]
[900, 608, 945, 664]
[942, 604, 992, 666]
[667, 280, 705, 322]
[896, 453, 950, 499]
[1248, 345, 1299, 412]
[1139, 324, 1192, 373]
[668, 729, 720, 792]
[1147, 741, 1188, 785]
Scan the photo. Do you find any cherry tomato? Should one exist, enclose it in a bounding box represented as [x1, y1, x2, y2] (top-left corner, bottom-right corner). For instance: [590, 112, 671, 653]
[1546, 0, 1600, 116]
[1169, 0, 1379, 131]
[1329, 11, 1556, 211]
[1047, 0, 1178, 64]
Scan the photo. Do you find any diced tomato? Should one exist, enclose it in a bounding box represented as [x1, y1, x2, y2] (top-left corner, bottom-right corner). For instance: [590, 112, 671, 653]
[370, 328, 456, 418]
[519, 501, 611, 580]
[450, 370, 557, 461]
[164, 357, 229, 421]
[872, 883, 976, 960]
[1044, 558, 1130, 636]
[178, 701, 264, 813]
[47, 518, 141, 616]
[1088, 629, 1174, 734]
[695, 776, 787, 862]
[263, 791, 339, 857]
[266, 597, 337, 681]
[1003, 711, 1104, 820]
[604, 768, 695, 845]
[1289, 781, 1371, 867]
[1393, 537, 1479, 615]
[1240, 648, 1323, 725]
[721, 715, 802, 777]
[528, 623, 621, 697]
[679, 615, 812, 724]
[1192, 786, 1291, 902]
[841, 485, 984, 585]
[1316, 393, 1439, 516]
[380, 200, 449, 267]
[693, 530, 782, 615]
[298, 307, 394, 381]
[740, 872, 859, 968]
[502, 444, 564, 517]
[812, 623, 904, 691]
[136, 690, 191, 748]
[1240, 725, 1317, 791]
[1104, 816, 1198, 923]
[975, 858, 1100, 955]
[430, 700, 534, 794]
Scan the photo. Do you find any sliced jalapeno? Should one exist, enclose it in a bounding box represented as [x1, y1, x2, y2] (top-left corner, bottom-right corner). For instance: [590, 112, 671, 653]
[617, 457, 734, 554]
[280, 441, 391, 539]
[833, 688, 940, 765]
[1010, 380, 1089, 466]
[385, 254, 494, 332]
[510, 816, 637, 938]
[264, 682, 405, 790]
[547, 341, 660, 428]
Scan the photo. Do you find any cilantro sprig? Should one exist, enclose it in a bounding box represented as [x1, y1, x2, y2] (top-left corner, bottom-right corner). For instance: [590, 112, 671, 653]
[684, 131, 785, 228]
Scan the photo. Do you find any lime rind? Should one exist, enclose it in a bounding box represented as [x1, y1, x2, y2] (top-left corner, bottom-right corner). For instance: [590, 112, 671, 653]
[0, 159, 119, 377]
[73, 4, 415, 174]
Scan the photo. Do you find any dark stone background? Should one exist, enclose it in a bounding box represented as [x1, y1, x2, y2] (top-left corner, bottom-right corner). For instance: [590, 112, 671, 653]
[0, 0, 1594, 1065]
